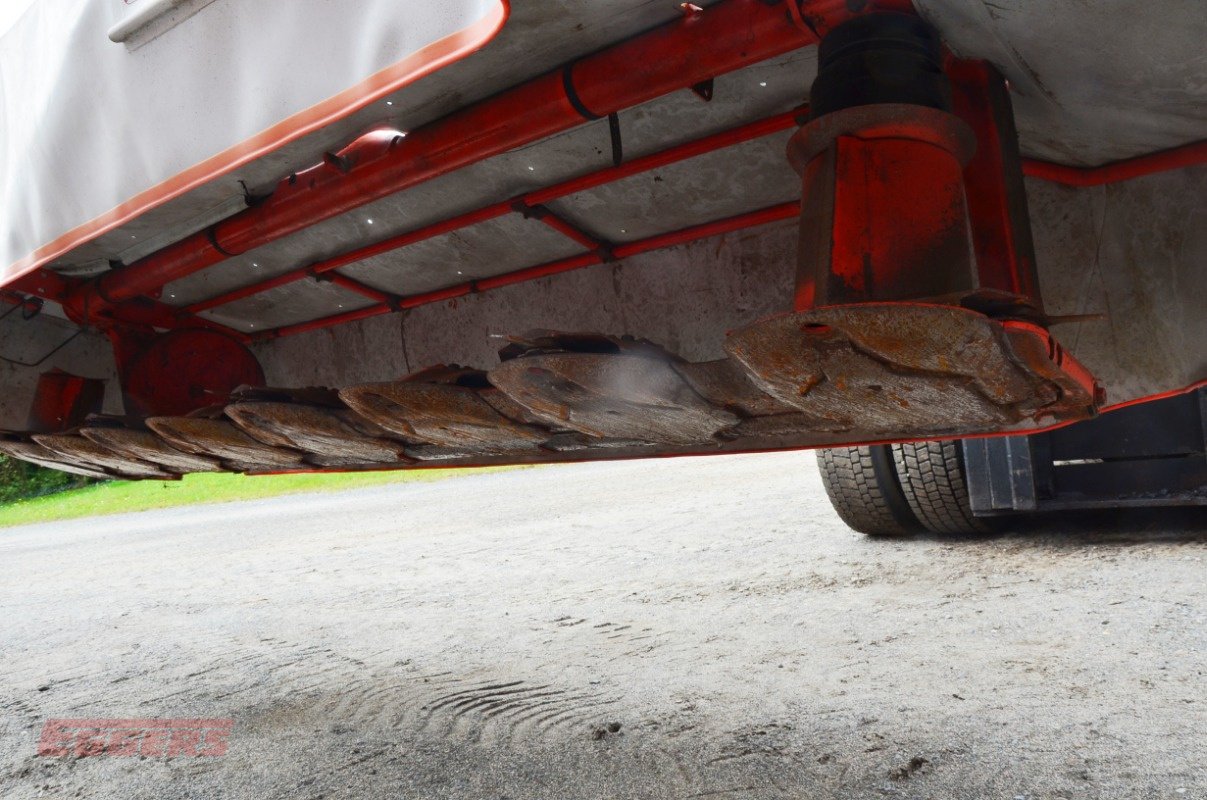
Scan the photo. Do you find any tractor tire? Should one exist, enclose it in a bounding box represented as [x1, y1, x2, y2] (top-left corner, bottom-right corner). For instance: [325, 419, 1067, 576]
[891, 441, 991, 534]
[816, 445, 920, 536]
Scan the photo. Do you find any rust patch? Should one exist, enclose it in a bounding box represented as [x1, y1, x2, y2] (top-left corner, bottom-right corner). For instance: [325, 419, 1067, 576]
[31, 434, 175, 479]
[672, 359, 799, 418]
[479, 387, 553, 428]
[339, 379, 548, 454]
[727, 304, 1096, 435]
[226, 402, 409, 465]
[731, 412, 850, 438]
[145, 417, 307, 470]
[80, 427, 224, 474]
[541, 432, 649, 451]
[0, 439, 114, 480]
[488, 332, 739, 445]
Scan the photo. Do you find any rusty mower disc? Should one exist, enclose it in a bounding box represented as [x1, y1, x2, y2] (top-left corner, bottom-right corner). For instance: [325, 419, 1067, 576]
[122, 329, 264, 417]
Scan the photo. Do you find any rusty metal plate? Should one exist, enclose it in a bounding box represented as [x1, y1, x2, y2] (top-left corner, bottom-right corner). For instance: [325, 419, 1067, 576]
[730, 412, 850, 439]
[672, 358, 799, 418]
[228, 385, 346, 407]
[0, 439, 114, 480]
[340, 380, 548, 453]
[489, 353, 739, 445]
[226, 402, 409, 464]
[145, 417, 307, 469]
[541, 432, 650, 451]
[726, 304, 1098, 435]
[402, 445, 497, 462]
[80, 427, 224, 474]
[479, 387, 554, 428]
[32, 434, 176, 479]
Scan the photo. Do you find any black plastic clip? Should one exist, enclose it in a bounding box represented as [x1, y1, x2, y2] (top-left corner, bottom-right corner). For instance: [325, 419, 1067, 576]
[608, 112, 623, 167]
[511, 199, 549, 220]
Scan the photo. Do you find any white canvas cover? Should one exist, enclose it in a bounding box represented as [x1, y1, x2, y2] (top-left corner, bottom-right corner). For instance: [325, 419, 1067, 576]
[0, 0, 507, 287]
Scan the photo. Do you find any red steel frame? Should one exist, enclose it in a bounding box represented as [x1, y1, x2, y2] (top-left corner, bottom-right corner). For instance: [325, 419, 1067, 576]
[3, 0, 1203, 346]
[1022, 140, 1207, 187]
[183, 109, 805, 316]
[185, 111, 812, 339]
[262, 201, 801, 340]
[42, 0, 869, 328]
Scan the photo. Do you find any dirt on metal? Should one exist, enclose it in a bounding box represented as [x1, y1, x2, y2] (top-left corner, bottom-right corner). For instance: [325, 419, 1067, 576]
[29, 434, 173, 479]
[144, 416, 307, 470]
[79, 427, 225, 474]
[727, 303, 1097, 433]
[340, 377, 548, 455]
[1, 311, 1100, 479]
[488, 333, 739, 444]
[225, 402, 408, 464]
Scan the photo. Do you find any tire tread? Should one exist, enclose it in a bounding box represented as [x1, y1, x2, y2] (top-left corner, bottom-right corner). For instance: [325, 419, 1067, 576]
[891, 441, 989, 534]
[817, 446, 918, 536]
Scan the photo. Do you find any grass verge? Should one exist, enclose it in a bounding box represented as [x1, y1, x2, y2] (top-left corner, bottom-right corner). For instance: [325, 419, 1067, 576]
[0, 467, 514, 529]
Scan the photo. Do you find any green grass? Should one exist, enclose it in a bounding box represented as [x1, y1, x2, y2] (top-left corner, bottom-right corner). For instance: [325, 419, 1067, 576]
[0, 467, 514, 529]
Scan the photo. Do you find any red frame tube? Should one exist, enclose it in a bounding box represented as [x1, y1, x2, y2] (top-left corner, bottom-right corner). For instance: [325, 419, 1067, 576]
[532, 211, 603, 250]
[320, 272, 396, 305]
[1022, 140, 1207, 187]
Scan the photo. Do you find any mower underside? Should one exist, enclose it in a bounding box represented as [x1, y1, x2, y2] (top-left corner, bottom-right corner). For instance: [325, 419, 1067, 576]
[0, 0, 1203, 487]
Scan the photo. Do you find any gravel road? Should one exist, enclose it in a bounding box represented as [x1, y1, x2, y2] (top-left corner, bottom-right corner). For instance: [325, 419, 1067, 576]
[0, 452, 1204, 799]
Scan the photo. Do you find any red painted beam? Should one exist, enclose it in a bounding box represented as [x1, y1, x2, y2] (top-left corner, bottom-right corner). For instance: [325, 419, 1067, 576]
[613, 202, 798, 258]
[948, 58, 1042, 302]
[68, 0, 844, 324]
[183, 200, 514, 314]
[1022, 139, 1207, 187]
[9, 263, 251, 342]
[476, 252, 605, 292]
[257, 201, 799, 341]
[530, 209, 603, 250]
[319, 272, 396, 305]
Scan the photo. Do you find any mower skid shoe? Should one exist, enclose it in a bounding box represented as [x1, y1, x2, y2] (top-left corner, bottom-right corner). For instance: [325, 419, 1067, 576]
[32, 433, 176, 479]
[488, 333, 739, 445]
[225, 402, 409, 465]
[726, 303, 1099, 436]
[0, 439, 115, 480]
[338, 378, 549, 455]
[671, 359, 798, 418]
[80, 427, 224, 473]
[145, 417, 307, 470]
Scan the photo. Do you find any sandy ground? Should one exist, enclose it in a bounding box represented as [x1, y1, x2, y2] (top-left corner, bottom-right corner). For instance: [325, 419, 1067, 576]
[0, 451, 1203, 799]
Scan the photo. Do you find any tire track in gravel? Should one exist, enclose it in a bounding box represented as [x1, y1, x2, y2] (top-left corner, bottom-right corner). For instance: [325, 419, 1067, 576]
[419, 677, 619, 744]
[204, 630, 627, 748]
[6, 455, 1199, 800]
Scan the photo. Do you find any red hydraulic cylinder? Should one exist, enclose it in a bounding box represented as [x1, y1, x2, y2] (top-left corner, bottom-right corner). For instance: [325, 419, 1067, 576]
[789, 13, 979, 310]
[790, 105, 977, 309]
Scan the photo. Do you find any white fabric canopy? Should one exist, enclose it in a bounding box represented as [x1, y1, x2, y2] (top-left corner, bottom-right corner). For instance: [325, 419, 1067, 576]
[0, 0, 506, 286]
